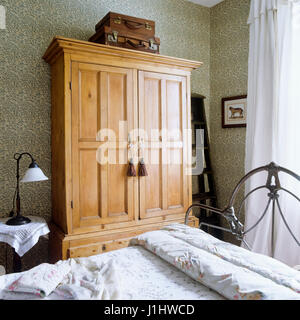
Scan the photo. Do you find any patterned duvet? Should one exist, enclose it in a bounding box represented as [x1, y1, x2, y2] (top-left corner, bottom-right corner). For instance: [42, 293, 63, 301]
[0, 223, 299, 300]
[130, 224, 300, 300]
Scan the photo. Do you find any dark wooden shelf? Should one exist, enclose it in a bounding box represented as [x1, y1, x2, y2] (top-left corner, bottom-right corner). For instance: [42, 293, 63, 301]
[191, 95, 222, 240]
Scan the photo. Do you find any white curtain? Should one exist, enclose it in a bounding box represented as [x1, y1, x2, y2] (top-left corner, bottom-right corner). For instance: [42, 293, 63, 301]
[245, 0, 300, 266]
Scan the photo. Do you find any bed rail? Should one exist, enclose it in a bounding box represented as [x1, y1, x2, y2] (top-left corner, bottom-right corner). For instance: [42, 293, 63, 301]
[185, 162, 300, 256]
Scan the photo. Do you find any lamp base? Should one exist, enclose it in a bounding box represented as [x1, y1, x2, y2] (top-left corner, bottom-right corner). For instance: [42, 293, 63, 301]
[6, 215, 31, 226]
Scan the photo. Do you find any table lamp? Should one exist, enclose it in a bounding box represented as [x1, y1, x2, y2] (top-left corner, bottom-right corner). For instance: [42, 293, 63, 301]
[6, 152, 48, 226]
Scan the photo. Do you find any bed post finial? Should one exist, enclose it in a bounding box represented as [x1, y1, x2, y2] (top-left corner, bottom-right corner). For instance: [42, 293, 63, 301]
[266, 162, 281, 190]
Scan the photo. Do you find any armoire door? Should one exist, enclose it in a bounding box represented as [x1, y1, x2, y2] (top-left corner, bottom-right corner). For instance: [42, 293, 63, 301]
[138, 71, 190, 219]
[71, 62, 137, 232]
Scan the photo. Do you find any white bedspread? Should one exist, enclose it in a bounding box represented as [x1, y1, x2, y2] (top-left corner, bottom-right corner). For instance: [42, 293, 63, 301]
[0, 245, 223, 300]
[130, 224, 300, 300]
[53, 259, 122, 299]
[1, 223, 298, 300]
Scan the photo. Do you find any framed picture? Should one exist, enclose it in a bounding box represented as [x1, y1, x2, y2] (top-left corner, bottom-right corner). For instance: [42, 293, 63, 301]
[222, 95, 247, 128]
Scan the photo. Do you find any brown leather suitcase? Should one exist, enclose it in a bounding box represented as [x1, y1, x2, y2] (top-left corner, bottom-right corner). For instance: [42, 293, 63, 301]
[94, 12, 155, 41]
[89, 25, 160, 54]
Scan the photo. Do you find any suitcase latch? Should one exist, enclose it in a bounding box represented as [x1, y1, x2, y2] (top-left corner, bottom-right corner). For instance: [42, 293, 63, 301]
[108, 31, 118, 42]
[145, 23, 152, 30]
[114, 17, 122, 25]
[149, 39, 157, 50]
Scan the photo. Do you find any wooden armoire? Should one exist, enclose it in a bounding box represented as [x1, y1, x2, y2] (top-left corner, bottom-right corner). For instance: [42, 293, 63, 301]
[43, 37, 202, 262]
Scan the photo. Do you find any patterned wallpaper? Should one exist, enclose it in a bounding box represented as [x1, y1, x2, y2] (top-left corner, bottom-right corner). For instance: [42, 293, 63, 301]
[210, 0, 250, 243]
[0, 0, 210, 271]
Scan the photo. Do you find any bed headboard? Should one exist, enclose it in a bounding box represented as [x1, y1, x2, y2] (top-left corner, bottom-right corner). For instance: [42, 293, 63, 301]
[185, 162, 300, 256]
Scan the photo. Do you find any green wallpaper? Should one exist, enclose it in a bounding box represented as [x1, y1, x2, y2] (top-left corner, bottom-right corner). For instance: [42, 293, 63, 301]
[0, 0, 210, 271]
[210, 0, 250, 243]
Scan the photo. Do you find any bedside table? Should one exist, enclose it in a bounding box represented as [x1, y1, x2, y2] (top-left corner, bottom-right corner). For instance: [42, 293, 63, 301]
[0, 216, 50, 273]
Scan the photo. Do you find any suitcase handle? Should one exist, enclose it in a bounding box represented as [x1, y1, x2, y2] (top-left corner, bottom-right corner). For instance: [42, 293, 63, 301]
[124, 20, 144, 29]
[126, 39, 146, 48]
[123, 19, 152, 31]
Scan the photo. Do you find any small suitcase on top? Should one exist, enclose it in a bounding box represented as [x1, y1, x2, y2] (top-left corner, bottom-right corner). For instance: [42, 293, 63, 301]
[94, 12, 155, 40]
[89, 25, 160, 54]
[89, 12, 160, 54]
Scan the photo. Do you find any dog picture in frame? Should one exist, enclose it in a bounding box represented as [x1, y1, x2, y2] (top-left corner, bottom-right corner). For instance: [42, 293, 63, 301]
[222, 95, 247, 128]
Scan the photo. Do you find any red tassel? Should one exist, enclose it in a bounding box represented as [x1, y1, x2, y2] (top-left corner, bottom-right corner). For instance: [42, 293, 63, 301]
[127, 158, 136, 177]
[138, 158, 148, 176]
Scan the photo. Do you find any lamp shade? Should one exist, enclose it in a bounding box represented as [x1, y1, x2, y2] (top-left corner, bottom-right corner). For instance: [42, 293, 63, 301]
[21, 161, 48, 183]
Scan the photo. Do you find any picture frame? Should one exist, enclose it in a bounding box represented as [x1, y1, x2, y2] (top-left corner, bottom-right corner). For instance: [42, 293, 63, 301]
[222, 95, 247, 128]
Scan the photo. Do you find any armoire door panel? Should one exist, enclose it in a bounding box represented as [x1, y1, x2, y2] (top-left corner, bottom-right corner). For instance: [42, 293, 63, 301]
[79, 148, 100, 219]
[144, 78, 161, 139]
[78, 70, 99, 141]
[108, 163, 128, 216]
[71, 62, 136, 231]
[75, 63, 133, 142]
[167, 148, 183, 209]
[166, 80, 182, 136]
[139, 71, 189, 219]
[100, 147, 134, 223]
[107, 72, 128, 141]
[145, 149, 163, 212]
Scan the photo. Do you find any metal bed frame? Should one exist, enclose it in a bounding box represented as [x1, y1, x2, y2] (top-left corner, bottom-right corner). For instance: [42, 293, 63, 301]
[185, 162, 300, 257]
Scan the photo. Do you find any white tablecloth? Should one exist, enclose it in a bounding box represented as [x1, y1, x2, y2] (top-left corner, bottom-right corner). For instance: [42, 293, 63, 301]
[0, 216, 50, 257]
